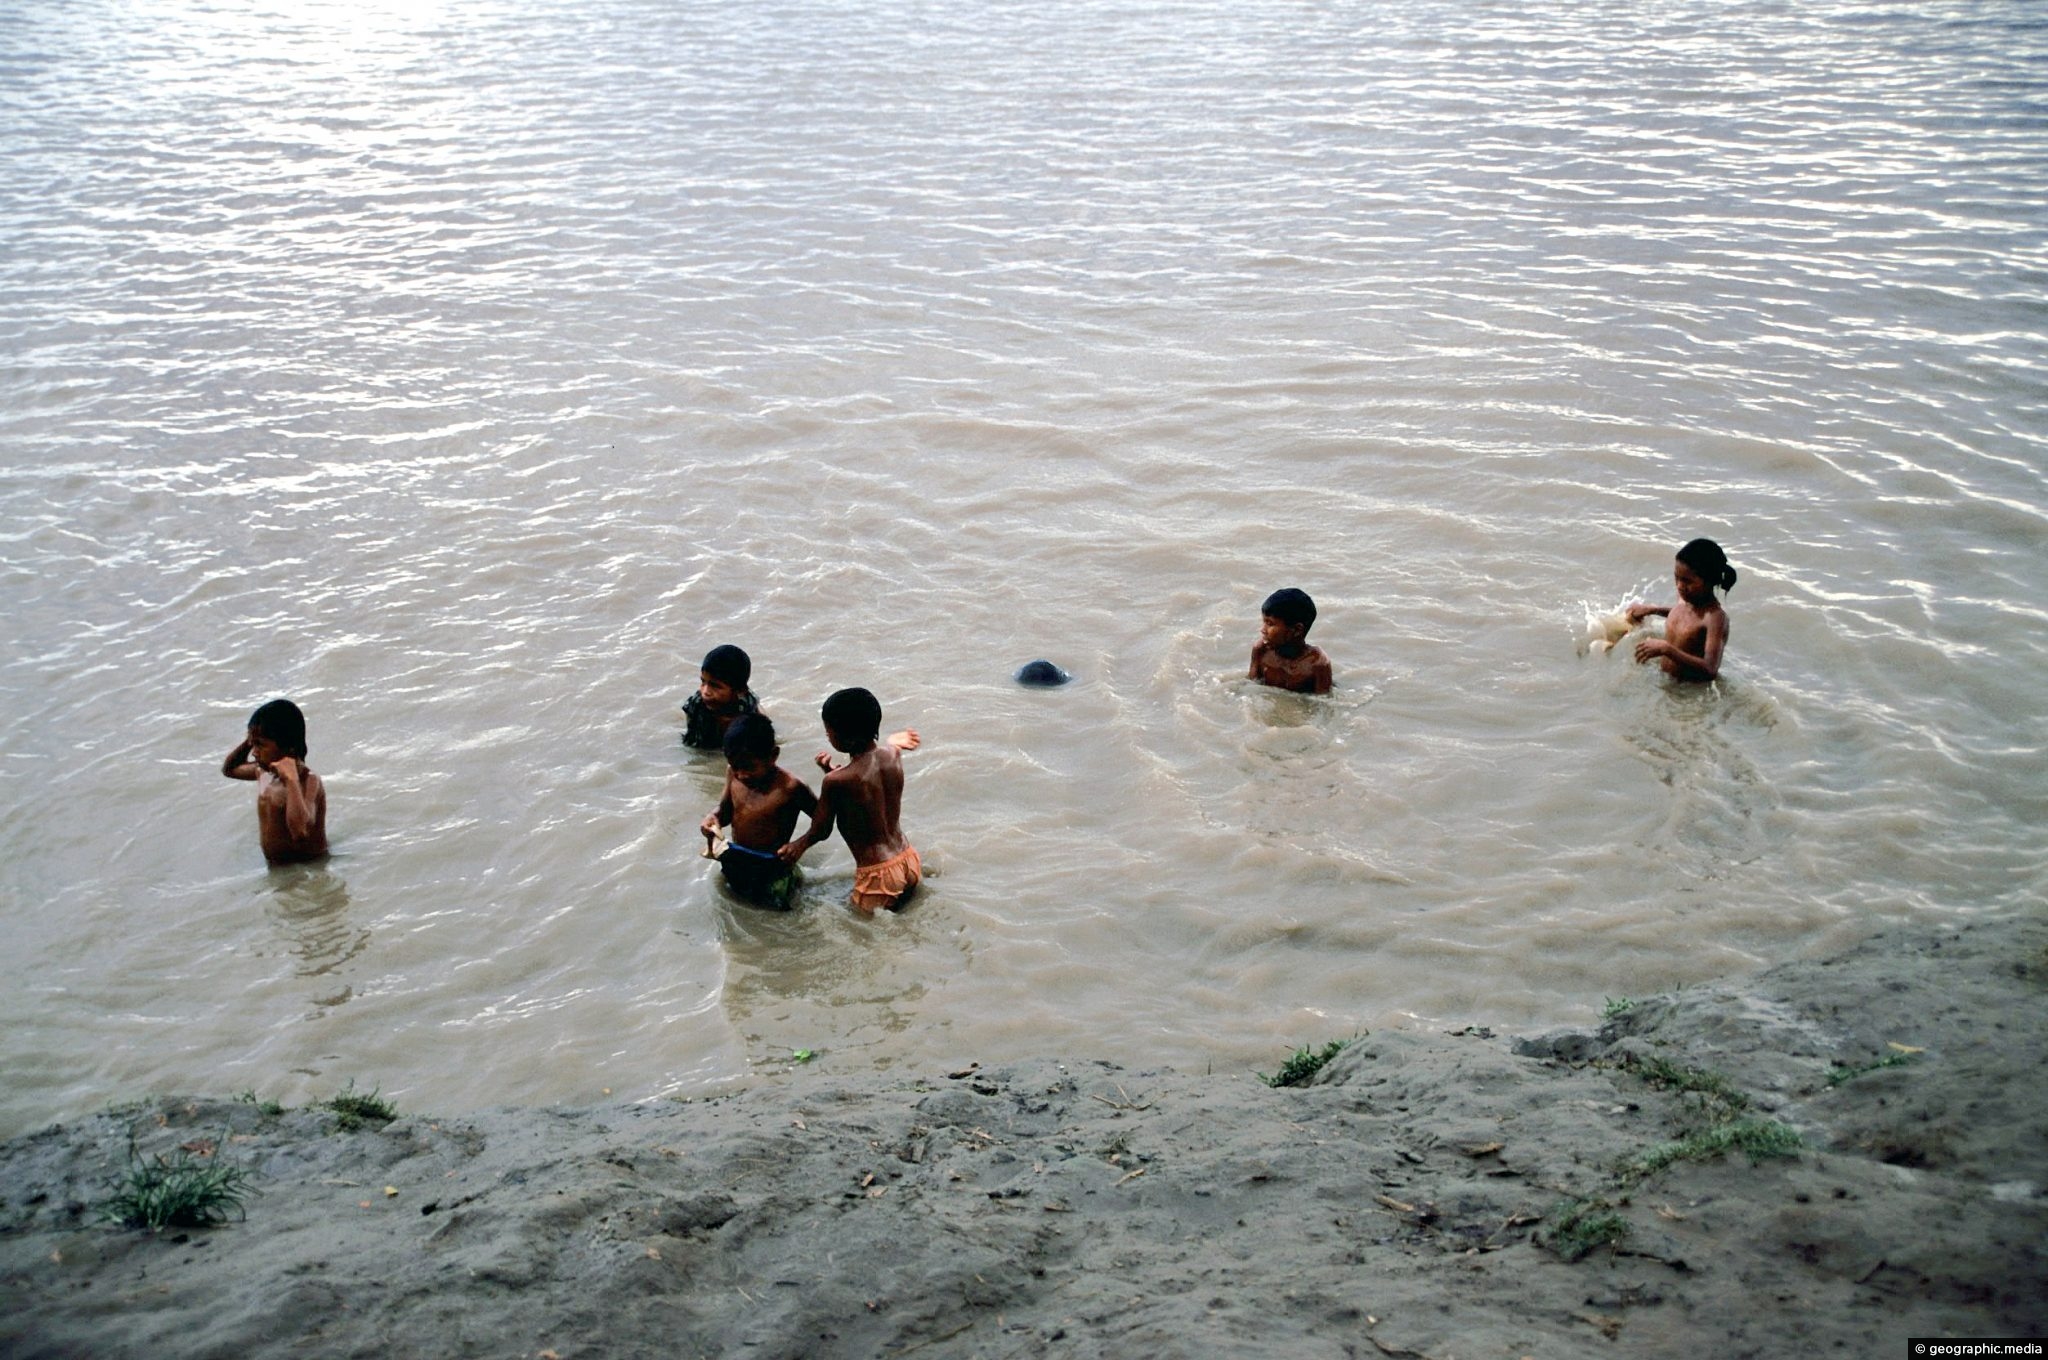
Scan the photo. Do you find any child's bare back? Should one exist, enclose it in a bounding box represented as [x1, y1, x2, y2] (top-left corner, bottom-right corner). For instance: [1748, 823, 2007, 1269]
[815, 742, 910, 869]
[778, 688, 922, 914]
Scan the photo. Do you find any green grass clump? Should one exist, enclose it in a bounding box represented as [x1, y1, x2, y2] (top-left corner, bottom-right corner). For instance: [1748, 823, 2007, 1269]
[97, 1140, 253, 1231]
[235, 1091, 286, 1117]
[1825, 1053, 1914, 1086]
[1602, 996, 1635, 1020]
[1623, 1116, 1802, 1183]
[325, 1082, 396, 1131]
[1262, 1040, 1348, 1089]
[1621, 1054, 1749, 1116]
[1540, 1047, 1804, 1263]
[1544, 1197, 1629, 1262]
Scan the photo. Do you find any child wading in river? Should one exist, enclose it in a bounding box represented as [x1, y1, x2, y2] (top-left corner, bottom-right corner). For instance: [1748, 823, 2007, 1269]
[682, 644, 760, 750]
[1248, 587, 1333, 694]
[778, 688, 922, 915]
[1628, 538, 1737, 682]
[700, 714, 815, 910]
[221, 698, 328, 864]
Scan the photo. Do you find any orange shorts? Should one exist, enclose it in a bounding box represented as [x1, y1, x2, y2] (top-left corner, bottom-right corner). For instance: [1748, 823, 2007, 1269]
[850, 845, 921, 913]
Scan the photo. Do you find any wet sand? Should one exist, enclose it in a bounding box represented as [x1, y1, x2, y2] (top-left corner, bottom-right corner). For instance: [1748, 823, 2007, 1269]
[3, 911, 2042, 1360]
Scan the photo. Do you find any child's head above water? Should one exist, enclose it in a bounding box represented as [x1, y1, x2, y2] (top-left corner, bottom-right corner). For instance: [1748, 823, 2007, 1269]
[1259, 588, 1318, 651]
[701, 644, 751, 689]
[247, 698, 308, 761]
[821, 686, 883, 748]
[721, 713, 778, 772]
[698, 644, 752, 708]
[1261, 588, 1316, 633]
[1249, 587, 1333, 692]
[1674, 538, 1737, 599]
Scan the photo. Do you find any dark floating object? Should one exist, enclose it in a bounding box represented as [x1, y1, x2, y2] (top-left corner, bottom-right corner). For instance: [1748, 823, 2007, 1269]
[1014, 660, 1071, 687]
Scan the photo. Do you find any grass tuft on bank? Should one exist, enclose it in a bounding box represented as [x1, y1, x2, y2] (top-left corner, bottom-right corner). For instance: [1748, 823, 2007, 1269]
[1544, 1197, 1629, 1262]
[1262, 1040, 1349, 1088]
[97, 1137, 254, 1232]
[1622, 1116, 1803, 1184]
[325, 1082, 397, 1131]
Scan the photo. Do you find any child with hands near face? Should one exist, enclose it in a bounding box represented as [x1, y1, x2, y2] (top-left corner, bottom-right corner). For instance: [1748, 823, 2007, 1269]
[221, 698, 328, 864]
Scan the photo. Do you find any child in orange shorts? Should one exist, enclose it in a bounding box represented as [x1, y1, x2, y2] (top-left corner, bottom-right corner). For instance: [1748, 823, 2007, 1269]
[777, 688, 922, 914]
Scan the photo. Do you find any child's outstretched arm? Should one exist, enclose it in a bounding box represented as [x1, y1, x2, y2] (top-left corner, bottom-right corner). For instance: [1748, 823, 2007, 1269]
[821, 733, 918, 771]
[222, 740, 258, 780]
[1625, 602, 1670, 623]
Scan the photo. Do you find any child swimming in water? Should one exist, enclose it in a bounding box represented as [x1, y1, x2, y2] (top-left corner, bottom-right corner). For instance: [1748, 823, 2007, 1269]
[1248, 588, 1333, 694]
[1628, 538, 1737, 682]
[700, 714, 815, 910]
[777, 688, 923, 915]
[681, 643, 760, 749]
[220, 698, 328, 864]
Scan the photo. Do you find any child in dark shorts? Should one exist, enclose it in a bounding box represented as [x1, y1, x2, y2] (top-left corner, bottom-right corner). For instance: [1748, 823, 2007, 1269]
[700, 715, 815, 909]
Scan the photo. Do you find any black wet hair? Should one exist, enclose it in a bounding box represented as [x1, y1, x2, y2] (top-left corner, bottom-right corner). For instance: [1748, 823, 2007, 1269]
[248, 698, 308, 760]
[722, 713, 777, 764]
[821, 687, 882, 745]
[1261, 588, 1317, 631]
[1015, 660, 1070, 687]
[1675, 539, 1738, 594]
[700, 644, 752, 689]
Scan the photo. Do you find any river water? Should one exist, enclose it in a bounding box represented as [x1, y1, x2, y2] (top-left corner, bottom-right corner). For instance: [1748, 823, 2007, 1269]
[1, 0, 2042, 1135]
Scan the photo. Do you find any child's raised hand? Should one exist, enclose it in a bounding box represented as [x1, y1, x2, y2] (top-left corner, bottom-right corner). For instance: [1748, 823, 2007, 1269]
[814, 751, 835, 772]
[699, 813, 720, 839]
[1634, 637, 1668, 665]
[271, 756, 300, 781]
[1626, 603, 1653, 623]
[887, 729, 920, 752]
